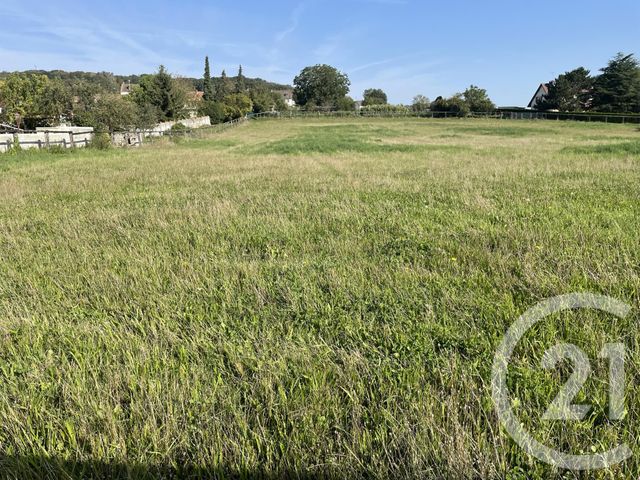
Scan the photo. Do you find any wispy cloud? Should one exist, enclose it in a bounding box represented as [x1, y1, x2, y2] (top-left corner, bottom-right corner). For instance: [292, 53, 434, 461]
[275, 3, 306, 43]
[0, 4, 192, 74]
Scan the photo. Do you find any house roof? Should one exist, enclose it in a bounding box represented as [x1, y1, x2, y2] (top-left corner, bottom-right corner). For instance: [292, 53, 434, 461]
[186, 91, 204, 101]
[527, 83, 549, 109]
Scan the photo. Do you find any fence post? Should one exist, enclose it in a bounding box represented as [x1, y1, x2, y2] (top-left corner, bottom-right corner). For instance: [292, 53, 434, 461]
[45, 131, 50, 148]
[6, 139, 12, 151]
[38, 139, 42, 150]
[69, 132, 75, 148]
[13, 133, 19, 149]
[62, 138, 67, 148]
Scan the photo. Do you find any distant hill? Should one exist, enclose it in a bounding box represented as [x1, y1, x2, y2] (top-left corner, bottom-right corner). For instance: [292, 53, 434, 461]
[0, 70, 292, 93]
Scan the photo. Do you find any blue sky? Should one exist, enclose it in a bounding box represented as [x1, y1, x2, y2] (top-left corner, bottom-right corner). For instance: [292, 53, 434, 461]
[1, 0, 638, 106]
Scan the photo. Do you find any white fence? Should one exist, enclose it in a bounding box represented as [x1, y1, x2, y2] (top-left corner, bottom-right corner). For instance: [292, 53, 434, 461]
[0, 126, 94, 153]
[0, 117, 213, 153]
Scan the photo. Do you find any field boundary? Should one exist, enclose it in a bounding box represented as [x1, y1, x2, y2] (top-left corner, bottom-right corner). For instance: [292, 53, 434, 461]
[0, 116, 248, 153]
[250, 110, 640, 124]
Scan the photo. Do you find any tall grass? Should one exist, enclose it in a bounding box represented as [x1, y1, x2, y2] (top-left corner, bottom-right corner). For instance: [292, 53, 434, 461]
[0, 118, 638, 478]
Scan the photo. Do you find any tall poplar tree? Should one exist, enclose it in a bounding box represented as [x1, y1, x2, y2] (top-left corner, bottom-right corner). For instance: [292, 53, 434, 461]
[235, 65, 246, 93]
[203, 56, 214, 102]
[216, 70, 231, 101]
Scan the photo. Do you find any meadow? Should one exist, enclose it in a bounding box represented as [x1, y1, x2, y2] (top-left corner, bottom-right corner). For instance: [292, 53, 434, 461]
[0, 117, 638, 479]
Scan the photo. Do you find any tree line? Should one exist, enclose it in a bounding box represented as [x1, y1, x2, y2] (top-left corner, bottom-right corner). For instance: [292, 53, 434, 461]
[290, 64, 495, 114]
[197, 57, 288, 124]
[291, 52, 640, 115]
[0, 61, 290, 131]
[536, 53, 640, 113]
[1, 51, 637, 131]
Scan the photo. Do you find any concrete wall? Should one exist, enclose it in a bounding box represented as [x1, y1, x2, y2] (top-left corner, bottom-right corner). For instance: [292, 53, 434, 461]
[0, 126, 94, 153]
[0, 117, 210, 152]
[112, 116, 212, 147]
[156, 116, 212, 131]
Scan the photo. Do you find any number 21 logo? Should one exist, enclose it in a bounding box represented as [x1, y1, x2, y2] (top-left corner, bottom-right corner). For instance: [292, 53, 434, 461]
[542, 343, 625, 421]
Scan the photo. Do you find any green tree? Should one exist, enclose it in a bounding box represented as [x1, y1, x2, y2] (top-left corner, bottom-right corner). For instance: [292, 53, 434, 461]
[412, 94, 430, 112]
[536, 68, 593, 112]
[37, 79, 73, 126]
[215, 70, 231, 102]
[335, 96, 356, 111]
[293, 65, 350, 109]
[203, 56, 214, 102]
[135, 102, 160, 130]
[462, 85, 495, 112]
[133, 66, 186, 121]
[71, 80, 101, 112]
[222, 93, 253, 120]
[0, 73, 49, 127]
[235, 65, 246, 93]
[74, 94, 138, 133]
[198, 101, 226, 123]
[250, 89, 285, 114]
[362, 88, 388, 106]
[430, 94, 470, 116]
[592, 53, 640, 113]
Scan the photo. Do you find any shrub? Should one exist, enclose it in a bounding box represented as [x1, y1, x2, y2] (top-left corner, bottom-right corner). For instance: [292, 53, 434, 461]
[335, 96, 356, 111]
[89, 132, 112, 150]
[360, 104, 411, 115]
[170, 123, 189, 133]
[223, 94, 253, 121]
[430, 95, 470, 117]
[198, 101, 226, 124]
[7, 137, 22, 155]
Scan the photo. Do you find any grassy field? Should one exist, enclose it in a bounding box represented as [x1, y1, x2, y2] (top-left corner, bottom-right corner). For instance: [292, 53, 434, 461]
[0, 117, 638, 478]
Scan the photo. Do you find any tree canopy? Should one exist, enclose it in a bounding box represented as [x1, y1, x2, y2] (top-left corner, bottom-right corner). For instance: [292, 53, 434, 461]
[0, 73, 74, 128]
[536, 68, 593, 112]
[132, 66, 187, 121]
[462, 85, 495, 112]
[362, 88, 388, 106]
[412, 95, 430, 112]
[592, 53, 640, 113]
[293, 65, 350, 109]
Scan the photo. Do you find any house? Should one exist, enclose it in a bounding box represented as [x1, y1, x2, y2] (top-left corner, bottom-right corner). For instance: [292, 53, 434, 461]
[120, 82, 136, 96]
[273, 89, 296, 108]
[527, 83, 549, 109]
[185, 91, 205, 118]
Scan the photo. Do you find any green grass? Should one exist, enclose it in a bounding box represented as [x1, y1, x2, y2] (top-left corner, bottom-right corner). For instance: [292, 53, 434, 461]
[0, 118, 638, 479]
[562, 139, 640, 156]
[250, 124, 468, 155]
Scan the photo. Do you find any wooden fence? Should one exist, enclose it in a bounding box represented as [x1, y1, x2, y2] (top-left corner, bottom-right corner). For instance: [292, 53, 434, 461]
[0, 129, 93, 153]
